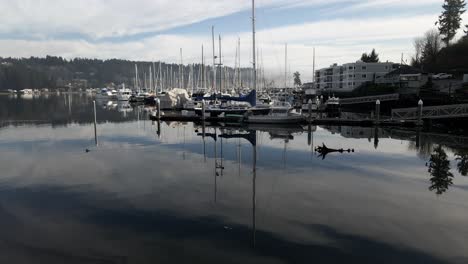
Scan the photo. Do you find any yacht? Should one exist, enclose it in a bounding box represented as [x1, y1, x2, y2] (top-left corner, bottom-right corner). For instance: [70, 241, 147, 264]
[20, 89, 33, 95]
[116, 85, 132, 101]
[95, 88, 115, 100]
[245, 101, 304, 124]
[301, 97, 320, 113]
[325, 96, 340, 113]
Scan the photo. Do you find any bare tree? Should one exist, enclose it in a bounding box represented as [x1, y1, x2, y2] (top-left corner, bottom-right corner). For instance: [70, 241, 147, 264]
[411, 37, 425, 67]
[419, 29, 443, 71]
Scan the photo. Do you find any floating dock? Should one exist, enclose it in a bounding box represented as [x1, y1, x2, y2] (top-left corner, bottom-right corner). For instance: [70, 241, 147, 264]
[148, 112, 421, 127]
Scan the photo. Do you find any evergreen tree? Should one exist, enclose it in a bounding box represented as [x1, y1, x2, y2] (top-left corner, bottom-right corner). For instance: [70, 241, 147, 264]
[360, 49, 379, 63]
[455, 150, 468, 176]
[293, 71, 302, 87]
[427, 145, 454, 195]
[437, 0, 466, 46]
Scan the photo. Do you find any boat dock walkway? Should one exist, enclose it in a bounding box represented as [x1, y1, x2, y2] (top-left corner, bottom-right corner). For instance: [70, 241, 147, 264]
[149, 113, 419, 127]
[392, 103, 468, 120]
[340, 93, 400, 105]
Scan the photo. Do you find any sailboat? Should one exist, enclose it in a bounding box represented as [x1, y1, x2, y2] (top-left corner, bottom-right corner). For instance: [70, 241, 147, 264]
[244, 1, 304, 125]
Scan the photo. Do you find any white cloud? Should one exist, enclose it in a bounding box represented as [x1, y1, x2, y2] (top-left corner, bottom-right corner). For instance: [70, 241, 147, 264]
[0, 0, 443, 39]
[0, 1, 466, 84]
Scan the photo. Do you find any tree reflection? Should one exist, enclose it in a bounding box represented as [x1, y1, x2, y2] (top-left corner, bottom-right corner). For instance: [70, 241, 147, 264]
[455, 150, 468, 176]
[427, 146, 454, 195]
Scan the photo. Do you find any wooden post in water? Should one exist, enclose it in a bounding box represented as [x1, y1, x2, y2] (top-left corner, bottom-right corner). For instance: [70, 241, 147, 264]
[375, 100, 381, 125]
[417, 99, 423, 126]
[201, 100, 206, 121]
[155, 98, 161, 120]
[93, 100, 98, 146]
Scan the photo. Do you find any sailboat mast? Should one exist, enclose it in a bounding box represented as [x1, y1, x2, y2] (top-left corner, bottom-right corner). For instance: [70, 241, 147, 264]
[285, 43, 288, 88]
[201, 45, 204, 89]
[252, 0, 257, 92]
[159, 62, 162, 93]
[212, 26, 216, 93]
[179, 48, 183, 89]
[153, 61, 156, 93]
[135, 64, 139, 92]
[149, 65, 153, 93]
[313, 47, 316, 83]
[219, 35, 222, 94]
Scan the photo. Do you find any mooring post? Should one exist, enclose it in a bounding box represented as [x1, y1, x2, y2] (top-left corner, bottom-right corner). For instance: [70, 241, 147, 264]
[417, 99, 423, 125]
[157, 120, 161, 138]
[155, 98, 161, 120]
[201, 100, 206, 121]
[375, 100, 381, 125]
[308, 99, 312, 122]
[93, 100, 98, 146]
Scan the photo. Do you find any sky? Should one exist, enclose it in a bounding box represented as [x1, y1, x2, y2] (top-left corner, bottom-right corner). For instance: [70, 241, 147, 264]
[0, 0, 467, 82]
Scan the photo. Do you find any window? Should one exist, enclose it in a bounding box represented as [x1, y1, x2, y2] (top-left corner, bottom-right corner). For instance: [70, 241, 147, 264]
[349, 74, 353, 78]
[362, 74, 367, 78]
[349, 66, 353, 70]
[362, 66, 367, 70]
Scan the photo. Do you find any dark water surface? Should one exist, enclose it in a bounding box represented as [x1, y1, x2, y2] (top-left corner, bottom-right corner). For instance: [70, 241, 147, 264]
[1, 94, 468, 264]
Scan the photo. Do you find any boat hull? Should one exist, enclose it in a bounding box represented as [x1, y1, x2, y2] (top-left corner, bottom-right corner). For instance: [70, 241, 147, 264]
[245, 115, 305, 124]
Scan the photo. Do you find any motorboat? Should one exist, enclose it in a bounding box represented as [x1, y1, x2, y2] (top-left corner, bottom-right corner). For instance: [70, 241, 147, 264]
[20, 89, 33, 95]
[245, 101, 304, 124]
[325, 96, 340, 113]
[116, 86, 132, 101]
[95, 88, 117, 100]
[301, 97, 320, 112]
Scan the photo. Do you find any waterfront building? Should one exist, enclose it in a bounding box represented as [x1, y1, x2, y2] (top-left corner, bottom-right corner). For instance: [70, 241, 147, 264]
[375, 65, 429, 95]
[315, 61, 398, 92]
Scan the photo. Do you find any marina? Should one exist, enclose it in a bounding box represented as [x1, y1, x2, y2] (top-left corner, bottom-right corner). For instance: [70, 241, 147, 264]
[1, 0, 468, 263]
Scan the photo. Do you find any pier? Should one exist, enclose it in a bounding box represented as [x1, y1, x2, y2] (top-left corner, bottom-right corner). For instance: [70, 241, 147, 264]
[392, 103, 468, 120]
[340, 93, 400, 105]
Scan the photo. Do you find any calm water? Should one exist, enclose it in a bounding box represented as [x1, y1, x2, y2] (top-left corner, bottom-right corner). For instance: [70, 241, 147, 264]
[1, 93, 468, 264]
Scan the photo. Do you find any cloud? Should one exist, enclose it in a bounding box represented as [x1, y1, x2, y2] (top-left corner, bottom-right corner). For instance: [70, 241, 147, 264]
[0, 0, 443, 39]
[0, 1, 466, 83]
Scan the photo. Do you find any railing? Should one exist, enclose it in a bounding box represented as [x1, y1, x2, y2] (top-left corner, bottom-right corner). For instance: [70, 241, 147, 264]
[340, 93, 400, 105]
[392, 103, 468, 120]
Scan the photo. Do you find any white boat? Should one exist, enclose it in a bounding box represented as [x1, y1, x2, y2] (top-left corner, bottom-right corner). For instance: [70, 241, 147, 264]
[95, 88, 115, 100]
[245, 101, 304, 124]
[301, 97, 320, 112]
[116, 85, 132, 101]
[20, 89, 33, 95]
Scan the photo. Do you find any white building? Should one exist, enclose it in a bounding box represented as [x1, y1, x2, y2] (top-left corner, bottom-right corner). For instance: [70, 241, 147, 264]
[315, 61, 399, 92]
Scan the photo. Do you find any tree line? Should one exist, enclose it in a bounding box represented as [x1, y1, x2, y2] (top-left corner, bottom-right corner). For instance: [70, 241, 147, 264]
[359, 1, 467, 74]
[411, 0, 468, 73]
[0, 56, 255, 91]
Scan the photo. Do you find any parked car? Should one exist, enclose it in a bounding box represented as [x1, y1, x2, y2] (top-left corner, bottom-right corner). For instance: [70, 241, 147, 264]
[432, 73, 453, 80]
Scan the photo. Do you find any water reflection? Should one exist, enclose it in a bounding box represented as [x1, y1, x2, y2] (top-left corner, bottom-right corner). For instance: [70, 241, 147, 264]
[427, 146, 454, 195]
[2, 94, 468, 263]
[455, 150, 468, 176]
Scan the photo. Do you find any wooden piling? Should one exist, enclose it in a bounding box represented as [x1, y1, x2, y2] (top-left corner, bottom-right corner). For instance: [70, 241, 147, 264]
[417, 99, 423, 125]
[93, 100, 98, 146]
[375, 100, 381, 125]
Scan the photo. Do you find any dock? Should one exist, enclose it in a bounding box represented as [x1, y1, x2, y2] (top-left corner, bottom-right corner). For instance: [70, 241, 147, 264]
[148, 112, 420, 127]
